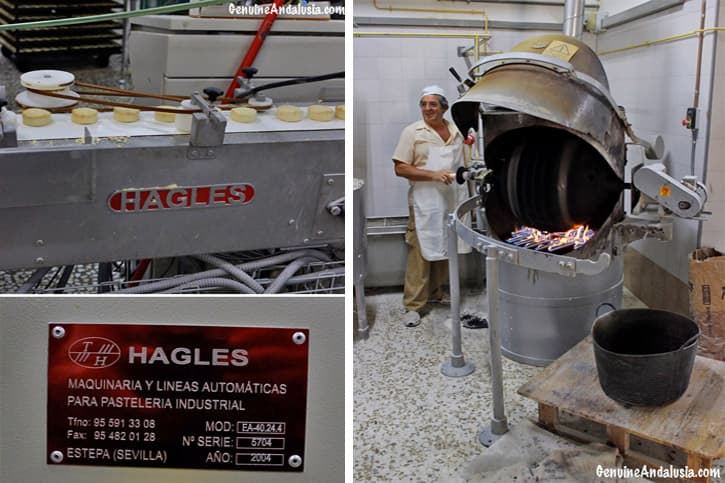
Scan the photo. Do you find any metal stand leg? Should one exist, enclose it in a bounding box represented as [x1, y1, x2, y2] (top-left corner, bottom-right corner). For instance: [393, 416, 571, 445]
[354, 277, 369, 340]
[441, 215, 475, 378]
[479, 247, 509, 446]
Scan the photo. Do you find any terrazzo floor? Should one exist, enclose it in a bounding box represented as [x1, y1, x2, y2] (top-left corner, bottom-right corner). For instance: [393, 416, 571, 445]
[353, 286, 661, 482]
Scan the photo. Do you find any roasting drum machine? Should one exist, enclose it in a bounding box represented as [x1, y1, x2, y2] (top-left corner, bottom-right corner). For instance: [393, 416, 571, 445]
[452, 34, 628, 259]
[445, 34, 708, 366]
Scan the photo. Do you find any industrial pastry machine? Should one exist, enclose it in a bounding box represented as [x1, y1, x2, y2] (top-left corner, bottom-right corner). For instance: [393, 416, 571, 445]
[439, 31, 709, 445]
[0, 70, 344, 294]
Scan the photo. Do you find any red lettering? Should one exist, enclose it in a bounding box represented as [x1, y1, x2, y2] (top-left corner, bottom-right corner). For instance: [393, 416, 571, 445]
[108, 184, 254, 212]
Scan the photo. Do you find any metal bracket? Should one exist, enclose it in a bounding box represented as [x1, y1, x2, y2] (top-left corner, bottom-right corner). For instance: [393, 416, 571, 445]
[0, 106, 18, 148]
[613, 217, 673, 245]
[189, 92, 227, 147]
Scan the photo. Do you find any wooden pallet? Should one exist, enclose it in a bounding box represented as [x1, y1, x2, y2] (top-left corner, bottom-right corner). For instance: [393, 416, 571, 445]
[518, 337, 724, 483]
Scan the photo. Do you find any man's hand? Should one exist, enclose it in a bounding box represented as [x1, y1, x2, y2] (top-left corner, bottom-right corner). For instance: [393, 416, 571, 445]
[394, 161, 454, 184]
[430, 169, 454, 184]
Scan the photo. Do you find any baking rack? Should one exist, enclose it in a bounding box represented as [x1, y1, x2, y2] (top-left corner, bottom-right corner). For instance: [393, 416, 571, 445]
[0, 0, 123, 69]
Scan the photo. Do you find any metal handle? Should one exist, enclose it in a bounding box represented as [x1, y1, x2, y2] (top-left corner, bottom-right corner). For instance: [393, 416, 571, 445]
[595, 302, 616, 318]
[678, 333, 699, 351]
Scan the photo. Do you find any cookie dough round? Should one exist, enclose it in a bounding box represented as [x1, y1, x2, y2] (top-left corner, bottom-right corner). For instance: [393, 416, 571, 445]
[230, 106, 257, 123]
[22, 108, 51, 127]
[276, 105, 303, 122]
[307, 105, 334, 122]
[71, 107, 98, 125]
[335, 104, 345, 120]
[113, 106, 140, 123]
[154, 105, 177, 123]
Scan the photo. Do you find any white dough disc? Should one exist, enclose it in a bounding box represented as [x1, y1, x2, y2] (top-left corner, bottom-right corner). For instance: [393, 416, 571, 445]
[307, 104, 334, 122]
[71, 107, 98, 125]
[230, 107, 257, 123]
[113, 106, 140, 123]
[22, 108, 52, 127]
[276, 105, 303, 122]
[154, 106, 177, 123]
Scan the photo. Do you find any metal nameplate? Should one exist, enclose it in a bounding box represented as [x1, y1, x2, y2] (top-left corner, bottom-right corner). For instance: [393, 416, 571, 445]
[107, 183, 254, 213]
[47, 324, 309, 472]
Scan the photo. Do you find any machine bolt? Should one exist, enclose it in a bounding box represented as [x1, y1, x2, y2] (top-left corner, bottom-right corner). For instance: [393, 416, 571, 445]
[317, 230, 324, 236]
[303, 238, 310, 243]
[506, 253, 514, 262]
[35, 239, 45, 247]
[190, 149, 199, 158]
[288, 454, 303, 467]
[566, 262, 575, 270]
[52, 326, 66, 339]
[288, 219, 295, 225]
[35, 257, 45, 264]
[50, 450, 64, 463]
[678, 201, 691, 210]
[292, 332, 306, 345]
[327, 178, 334, 185]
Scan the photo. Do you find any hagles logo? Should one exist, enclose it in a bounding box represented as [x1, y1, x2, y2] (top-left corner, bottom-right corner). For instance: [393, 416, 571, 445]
[108, 183, 255, 213]
[67, 338, 249, 368]
[68, 337, 122, 369]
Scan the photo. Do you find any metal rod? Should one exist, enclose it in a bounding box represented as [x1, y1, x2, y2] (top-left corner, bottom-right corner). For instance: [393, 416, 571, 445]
[441, 215, 475, 378]
[120, 0, 132, 88]
[479, 247, 508, 446]
[697, 0, 719, 249]
[690, 0, 706, 176]
[355, 279, 370, 340]
[693, 0, 706, 109]
[563, 0, 584, 38]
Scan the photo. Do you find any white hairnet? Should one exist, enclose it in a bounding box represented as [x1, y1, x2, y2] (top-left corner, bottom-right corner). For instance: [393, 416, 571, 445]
[420, 85, 446, 101]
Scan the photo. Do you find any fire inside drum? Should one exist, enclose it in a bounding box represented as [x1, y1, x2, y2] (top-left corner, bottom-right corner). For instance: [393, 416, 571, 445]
[486, 126, 624, 242]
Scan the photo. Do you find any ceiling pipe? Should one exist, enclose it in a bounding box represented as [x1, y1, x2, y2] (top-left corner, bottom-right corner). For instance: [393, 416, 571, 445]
[563, 0, 585, 38]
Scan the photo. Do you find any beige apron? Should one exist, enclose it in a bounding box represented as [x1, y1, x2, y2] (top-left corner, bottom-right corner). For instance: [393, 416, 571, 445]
[412, 145, 471, 261]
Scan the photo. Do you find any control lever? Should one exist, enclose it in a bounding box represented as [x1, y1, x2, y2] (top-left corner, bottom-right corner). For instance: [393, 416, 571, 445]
[449, 67, 475, 95]
[203, 87, 224, 103]
[234, 67, 274, 109]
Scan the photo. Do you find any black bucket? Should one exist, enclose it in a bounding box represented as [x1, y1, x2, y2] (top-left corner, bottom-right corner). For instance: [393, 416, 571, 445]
[592, 308, 699, 406]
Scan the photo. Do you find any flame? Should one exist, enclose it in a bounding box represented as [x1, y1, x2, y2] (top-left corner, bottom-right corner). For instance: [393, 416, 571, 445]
[506, 225, 594, 252]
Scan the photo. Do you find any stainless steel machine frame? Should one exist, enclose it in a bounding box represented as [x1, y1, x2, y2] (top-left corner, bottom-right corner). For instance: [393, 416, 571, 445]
[444, 194, 615, 446]
[0, 129, 343, 270]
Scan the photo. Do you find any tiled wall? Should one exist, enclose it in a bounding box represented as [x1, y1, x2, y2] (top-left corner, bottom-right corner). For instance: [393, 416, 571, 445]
[354, 30, 559, 218]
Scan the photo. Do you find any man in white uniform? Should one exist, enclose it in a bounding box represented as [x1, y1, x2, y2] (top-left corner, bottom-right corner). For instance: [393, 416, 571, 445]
[392, 85, 468, 327]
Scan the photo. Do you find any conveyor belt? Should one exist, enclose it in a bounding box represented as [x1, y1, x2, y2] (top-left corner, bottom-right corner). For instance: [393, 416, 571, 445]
[16, 106, 344, 141]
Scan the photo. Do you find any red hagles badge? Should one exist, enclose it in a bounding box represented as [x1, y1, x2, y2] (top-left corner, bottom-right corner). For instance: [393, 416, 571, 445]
[108, 183, 255, 213]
